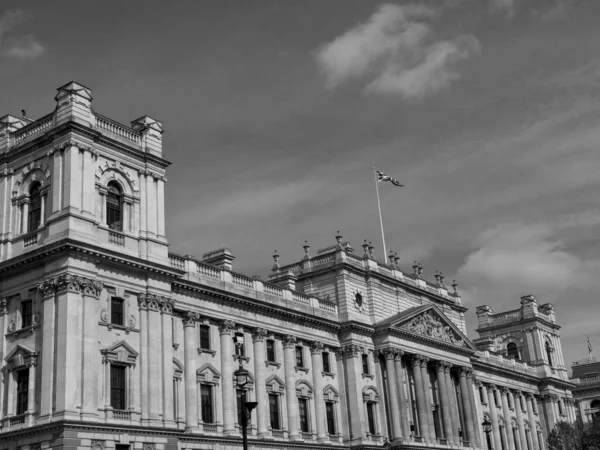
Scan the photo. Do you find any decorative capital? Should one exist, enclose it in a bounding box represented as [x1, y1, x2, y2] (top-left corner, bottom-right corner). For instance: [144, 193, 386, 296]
[282, 334, 297, 348]
[182, 311, 199, 327]
[252, 327, 268, 342]
[137, 293, 147, 310]
[310, 341, 324, 354]
[81, 278, 103, 299]
[159, 297, 173, 314]
[381, 347, 398, 360]
[218, 319, 236, 335]
[56, 273, 83, 294]
[457, 365, 471, 376]
[145, 294, 161, 311]
[419, 356, 430, 367]
[500, 385, 510, 394]
[342, 344, 360, 359]
[434, 360, 447, 372]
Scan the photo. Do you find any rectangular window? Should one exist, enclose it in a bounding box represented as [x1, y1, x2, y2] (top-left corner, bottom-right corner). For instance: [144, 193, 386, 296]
[21, 300, 33, 328]
[269, 393, 280, 429]
[480, 386, 486, 403]
[201, 384, 214, 423]
[110, 365, 127, 410]
[500, 426, 507, 450]
[513, 427, 521, 450]
[326, 401, 336, 435]
[266, 339, 276, 362]
[116, 445, 130, 450]
[234, 334, 245, 356]
[362, 354, 369, 374]
[16, 369, 29, 415]
[200, 325, 211, 350]
[111, 297, 124, 325]
[322, 351, 331, 373]
[508, 392, 514, 409]
[299, 398, 309, 432]
[366, 402, 376, 434]
[295, 346, 304, 368]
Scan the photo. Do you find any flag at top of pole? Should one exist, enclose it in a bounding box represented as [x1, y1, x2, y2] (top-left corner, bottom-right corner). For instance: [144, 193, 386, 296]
[373, 167, 403, 265]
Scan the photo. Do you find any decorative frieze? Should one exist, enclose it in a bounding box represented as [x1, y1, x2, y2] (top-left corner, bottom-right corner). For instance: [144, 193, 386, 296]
[400, 311, 465, 347]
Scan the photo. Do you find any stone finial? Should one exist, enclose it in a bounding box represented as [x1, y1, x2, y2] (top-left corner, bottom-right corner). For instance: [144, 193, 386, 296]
[394, 252, 400, 267]
[362, 240, 369, 258]
[417, 263, 424, 278]
[434, 271, 441, 285]
[335, 231, 343, 248]
[368, 241, 374, 259]
[303, 240, 310, 260]
[439, 272, 445, 287]
[452, 279, 458, 294]
[413, 261, 419, 276]
[389, 250, 395, 266]
[272, 250, 280, 272]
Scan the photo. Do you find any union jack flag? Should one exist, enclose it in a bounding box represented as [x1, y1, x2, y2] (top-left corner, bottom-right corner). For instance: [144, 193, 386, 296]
[376, 170, 403, 187]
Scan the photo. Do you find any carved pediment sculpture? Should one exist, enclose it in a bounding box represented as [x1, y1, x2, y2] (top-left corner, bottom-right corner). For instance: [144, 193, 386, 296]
[399, 311, 465, 347]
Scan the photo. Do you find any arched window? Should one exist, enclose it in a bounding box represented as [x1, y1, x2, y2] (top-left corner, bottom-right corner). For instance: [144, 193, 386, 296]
[28, 183, 42, 232]
[545, 340, 553, 366]
[507, 342, 520, 360]
[107, 182, 123, 231]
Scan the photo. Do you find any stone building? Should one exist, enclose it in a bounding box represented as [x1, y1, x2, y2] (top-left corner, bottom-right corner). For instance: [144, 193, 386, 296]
[569, 357, 600, 422]
[0, 82, 575, 450]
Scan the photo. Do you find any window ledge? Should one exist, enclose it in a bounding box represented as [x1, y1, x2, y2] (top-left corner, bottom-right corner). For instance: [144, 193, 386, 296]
[362, 373, 374, 380]
[99, 322, 139, 334]
[233, 355, 250, 363]
[322, 371, 335, 378]
[295, 366, 309, 374]
[265, 360, 282, 369]
[6, 323, 40, 338]
[198, 348, 216, 356]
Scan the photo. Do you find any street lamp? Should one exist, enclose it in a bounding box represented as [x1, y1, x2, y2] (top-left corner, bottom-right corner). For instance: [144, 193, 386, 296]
[482, 418, 493, 450]
[234, 336, 257, 450]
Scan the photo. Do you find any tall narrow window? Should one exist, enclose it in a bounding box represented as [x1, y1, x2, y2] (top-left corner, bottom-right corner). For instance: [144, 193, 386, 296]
[366, 401, 376, 434]
[499, 426, 507, 450]
[326, 401, 336, 435]
[173, 378, 178, 419]
[110, 365, 127, 410]
[545, 341, 553, 366]
[362, 354, 370, 374]
[513, 426, 521, 450]
[299, 398, 309, 432]
[200, 325, 211, 350]
[322, 351, 331, 373]
[107, 182, 123, 231]
[16, 369, 29, 415]
[28, 183, 41, 232]
[266, 339, 276, 362]
[507, 343, 520, 360]
[269, 393, 280, 429]
[525, 430, 532, 450]
[21, 300, 33, 328]
[201, 384, 214, 423]
[295, 346, 304, 368]
[111, 297, 124, 325]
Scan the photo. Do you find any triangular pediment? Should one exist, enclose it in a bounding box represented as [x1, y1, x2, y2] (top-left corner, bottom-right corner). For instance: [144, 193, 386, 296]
[378, 304, 477, 352]
[4, 344, 37, 368]
[100, 340, 139, 365]
[266, 375, 286, 393]
[197, 363, 221, 385]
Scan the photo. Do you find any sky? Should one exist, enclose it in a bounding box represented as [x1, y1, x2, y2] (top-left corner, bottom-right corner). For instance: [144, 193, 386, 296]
[1, 0, 600, 369]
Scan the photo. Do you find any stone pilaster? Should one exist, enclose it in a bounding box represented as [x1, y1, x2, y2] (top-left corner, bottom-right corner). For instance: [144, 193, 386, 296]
[0, 298, 6, 422]
[487, 385, 502, 450]
[80, 279, 103, 419]
[514, 391, 528, 450]
[420, 357, 436, 442]
[160, 298, 175, 426]
[183, 311, 199, 432]
[283, 335, 300, 440]
[146, 295, 162, 423]
[500, 386, 516, 450]
[252, 327, 269, 438]
[219, 319, 236, 435]
[444, 364, 460, 445]
[310, 341, 328, 442]
[526, 394, 540, 450]
[37, 281, 56, 421]
[138, 294, 149, 422]
[467, 371, 482, 448]
[26, 353, 38, 425]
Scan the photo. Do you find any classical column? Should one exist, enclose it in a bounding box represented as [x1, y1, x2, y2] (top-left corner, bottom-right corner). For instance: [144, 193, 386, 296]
[487, 385, 502, 450]
[468, 374, 482, 448]
[147, 295, 162, 423]
[311, 341, 328, 442]
[0, 299, 6, 422]
[283, 335, 300, 440]
[157, 177, 166, 237]
[526, 394, 540, 450]
[81, 279, 103, 419]
[183, 311, 199, 432]
[26, 354, 38, 420]
[40, 193, 46, 226]
[444, 364, 460, 445]
[435, 361, 453, 443]
[252, 328, 269, 438]
[410, 355, 430, 440]
[420, 357, 436, 442]
[37, 281, 56, 421]
[383, 348, 402, 441]
[393, 351, 411, 439]
[541, 393, 557, 431]
[161, 298, 175, 425]
[458, 367, 476, 445]
[500, 387, 516, 450]
[515, 391, 528, 450]
[138, 294, 149, 422]
[21, 199, 29, 233]
[219, 319, 236, 434]
[103, 357, 110, 410]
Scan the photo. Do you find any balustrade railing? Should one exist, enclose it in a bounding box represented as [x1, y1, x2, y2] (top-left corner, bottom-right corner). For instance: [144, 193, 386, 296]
[169, 253, 186, 270]
[197, 261, 220, 279]
[108, 230, 125, 246]
[113, 409, 131, 420]
[202, 423, 218, 433]
[23, 232, 38, 247]
[292, 292, 311, 305]
[232, 273, 253, 288]
[12, 113, 54, 146]
[271, 429, 284, 438]
[95, 114, 141, 145]
[9, 414, 26, 426]
[264, 283, 283, 297]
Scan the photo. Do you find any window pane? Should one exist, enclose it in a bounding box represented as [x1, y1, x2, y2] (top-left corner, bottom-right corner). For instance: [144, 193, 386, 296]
[16, 370, 29, 415]
[200, 325, 210, 349]
[299, 398, 309, 432]
[21, 300, 33, 328]
[269, 394, 280, 429]
[362, 354, 369, 374]
[266, 340, 276, 362]
[28, 184, 42, 232]
[111, 298, 124, 325]
[110, 365, 126, 410]
[296, 347, 304, 368]
[326, 401, 336, 435]
[322, 352, 330, 373]
[107, 184, 123, 231]
[201, 384, 213, 423]
[366, 402, 376, 434]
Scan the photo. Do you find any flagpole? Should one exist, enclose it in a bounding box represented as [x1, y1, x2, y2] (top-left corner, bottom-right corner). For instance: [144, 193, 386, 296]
[374, 167, 388, 264]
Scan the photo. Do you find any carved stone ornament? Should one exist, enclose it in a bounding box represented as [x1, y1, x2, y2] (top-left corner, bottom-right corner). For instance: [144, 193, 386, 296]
[32, 311, 41, 326]
[129, 314, 136, 328]
[252, 327, 267, 342]
[145, 294, 160, 311]
[182, 311, 199, 327]
[400, 311, 464, 347]
[310, 341, 324, 354]
[82, 278, 104, 298]
[218, 319, 236, 335]
[282, 334, 297, 348]
[91, 441, 105, 450]
[160, 297, 173, 314]
[100, 308, 109, 323]
[8, 318, 16, 332]
[142, 443, 156, 450]
[343, 344, 361, 359]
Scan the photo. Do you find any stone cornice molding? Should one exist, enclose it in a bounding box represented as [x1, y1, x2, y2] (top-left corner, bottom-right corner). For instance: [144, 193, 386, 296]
[218, 319, 236, 335]
[252, 327, 267, 342]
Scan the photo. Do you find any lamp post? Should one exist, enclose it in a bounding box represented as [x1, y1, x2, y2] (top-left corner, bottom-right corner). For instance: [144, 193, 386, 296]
[482, 418, 493, 450]
[234, 336, 257, 450]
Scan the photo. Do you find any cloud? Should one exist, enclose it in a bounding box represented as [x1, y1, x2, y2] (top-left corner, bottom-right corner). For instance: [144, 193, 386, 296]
[536, 0, 574, 22]
[315, 3, 480, 99]
[0, 9, 45, 60]
[489, 0, 516, 18]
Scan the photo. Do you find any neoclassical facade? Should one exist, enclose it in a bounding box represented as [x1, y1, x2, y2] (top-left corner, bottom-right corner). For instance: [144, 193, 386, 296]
[570, 357, 600, 423]
[0, 82, 575, 450]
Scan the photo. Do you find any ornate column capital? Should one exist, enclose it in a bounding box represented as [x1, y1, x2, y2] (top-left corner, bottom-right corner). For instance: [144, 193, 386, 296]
[393, 349, 404, 361]
[137, 293, 148, 310]
[334, 348, 344, 361]
[434, 360, 448, 372]
[56, 273, 83, 294]
[218, 319, 236, 335]
[342, 343, 360, 358]
[145, 294, 161, 312]
[499, 385, 511, 395]
[282, 334, 297, 348]
[409, 354, 422, 367]
[380, 347, 396, 360]
[182, 311, 199, 328]
[252, 327, 268, 342]
[419, 355, 430, 367]
[38, 278, 57, 297]
[484, 382, 496, 391]
[81, 278, 103, 299]
[310, 341, 324, 354]
[159, 297, 173, 314]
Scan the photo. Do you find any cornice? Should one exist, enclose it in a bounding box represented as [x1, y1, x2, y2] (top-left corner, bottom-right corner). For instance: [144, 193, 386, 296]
[475, 316, 561, 334]
[379, 326, 475, 357]
[171, 281, 341, 335]
[340, 320, 375, 337]
[472, 359, 544, 385]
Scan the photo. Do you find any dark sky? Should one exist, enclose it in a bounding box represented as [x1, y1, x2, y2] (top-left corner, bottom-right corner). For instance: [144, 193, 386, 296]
[1, 0, 599, 368]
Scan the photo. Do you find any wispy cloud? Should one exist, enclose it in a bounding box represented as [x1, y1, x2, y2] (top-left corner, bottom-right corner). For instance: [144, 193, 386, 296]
[536, 0, 575, 22]
[489, 0, 516, 18]
[0, 9, 45, 60]
[315, 4, 480, 100]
